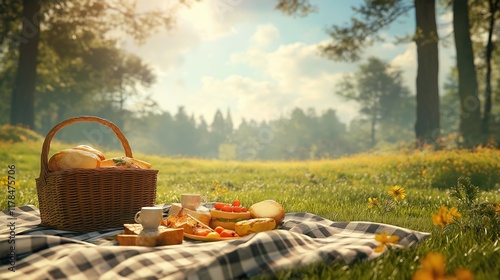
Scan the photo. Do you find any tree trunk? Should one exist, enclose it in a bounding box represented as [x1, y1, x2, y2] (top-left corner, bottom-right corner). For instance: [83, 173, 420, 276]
[481, 0, 498, 142]
[453, 0, 482, 148]
[9, 0, 41, 129]
[370, 114, 376, 148]
[414, 0, 440, 148]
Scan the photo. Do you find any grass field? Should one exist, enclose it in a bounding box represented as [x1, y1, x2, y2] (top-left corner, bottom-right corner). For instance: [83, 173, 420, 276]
[1, 140, 500, 279]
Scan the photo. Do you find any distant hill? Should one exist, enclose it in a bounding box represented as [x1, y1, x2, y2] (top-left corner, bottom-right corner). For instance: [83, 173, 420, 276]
[0, 124, 43, 142]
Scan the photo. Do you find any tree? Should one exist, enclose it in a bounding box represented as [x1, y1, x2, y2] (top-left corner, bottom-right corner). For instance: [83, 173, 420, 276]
[452, 0, 482, 147]
[210, 109, 226, 157]
[336, 57, 412, 147]
[480, 0, 499, 139]
[466, 0, 500, 141]
[275, 0, 440, 147]
[1, 0, 187, 129]
[316, 108, 347, 157]
[224, 108, 234, 136]
[413, 0, 440, 147]
[9, 0, 41, 129]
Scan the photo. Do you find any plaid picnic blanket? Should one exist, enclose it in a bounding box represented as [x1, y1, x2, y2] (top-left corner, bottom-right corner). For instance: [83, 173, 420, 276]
[0, 204, 430, 279]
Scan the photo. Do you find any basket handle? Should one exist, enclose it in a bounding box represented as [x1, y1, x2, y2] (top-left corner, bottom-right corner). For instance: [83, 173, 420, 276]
[38, 116, 133, 184]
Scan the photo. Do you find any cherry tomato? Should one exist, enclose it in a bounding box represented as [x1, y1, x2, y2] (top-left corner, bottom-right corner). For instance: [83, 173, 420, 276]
[240, 207, 247, 212]
[232, 206, 242, 213]
[232, 200, 241, 207]
[214, 226, 224, 234]
[220, 230, 236, 238]
[221, 205, 233, 212]
[206, 232, 220, 238]
[195, 228, 211, 237]
[214, 202, 225, 210]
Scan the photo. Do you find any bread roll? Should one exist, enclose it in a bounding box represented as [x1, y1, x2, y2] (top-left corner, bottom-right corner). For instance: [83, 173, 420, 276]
[235, 218, 276, 236]
[249, 200, 285, 224]
[48, 149, 101, 172]
[72, 145, 105, 160]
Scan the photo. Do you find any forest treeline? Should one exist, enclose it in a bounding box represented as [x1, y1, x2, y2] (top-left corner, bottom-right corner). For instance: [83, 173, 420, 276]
[1, 0, 499, 160]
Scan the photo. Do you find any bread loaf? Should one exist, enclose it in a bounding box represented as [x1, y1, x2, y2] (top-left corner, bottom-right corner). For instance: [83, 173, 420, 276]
[235, 218, 276, 236]
[116, 234, 138, 246]
[117, 226, 184, 246]
[156, 228, 184, 245]
[72, 145, 105, 160]
[136, 233, 157, 247]
[249, 200, 285, 224]
[48, 148, 101, 172]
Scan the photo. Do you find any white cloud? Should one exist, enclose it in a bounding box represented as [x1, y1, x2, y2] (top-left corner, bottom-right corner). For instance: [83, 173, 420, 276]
[205, 34, 360, 125]
[250, 24, 280, 49]
[391, 43, 417, 93]
[124, 0, 238, 76]
[129, 1, 458, 129]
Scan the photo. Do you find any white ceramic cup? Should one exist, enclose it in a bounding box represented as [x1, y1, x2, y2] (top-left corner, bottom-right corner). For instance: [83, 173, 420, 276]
[181, 194, 204, 210]
[134, 207, 163, 231]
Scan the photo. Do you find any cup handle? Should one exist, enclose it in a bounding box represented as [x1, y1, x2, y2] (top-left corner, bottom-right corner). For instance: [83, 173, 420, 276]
[134, 211, 141, 223]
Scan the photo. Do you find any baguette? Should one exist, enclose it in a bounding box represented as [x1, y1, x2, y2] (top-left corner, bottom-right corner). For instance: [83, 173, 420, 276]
[235, 218, 276, 236]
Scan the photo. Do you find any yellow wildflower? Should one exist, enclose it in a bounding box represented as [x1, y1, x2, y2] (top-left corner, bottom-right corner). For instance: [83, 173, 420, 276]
[432, 206, 461, 228]
[374, 232, 399, 253]
[493, 203, 500, 213]
[212, 180, 227, 198]
[421, 169, 427, 176]
[1, 176, 20, 187]
[448, 206, 462, 219]
[388, 185, 406, 201]
[412, 252, 446, 280]
[412, 252, 474, 280]
[454, 268, 475, 280]
[367, 197, 378, 209]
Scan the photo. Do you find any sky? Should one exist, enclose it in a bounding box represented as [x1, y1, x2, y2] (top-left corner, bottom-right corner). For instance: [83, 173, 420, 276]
[124, 0, 456, 127]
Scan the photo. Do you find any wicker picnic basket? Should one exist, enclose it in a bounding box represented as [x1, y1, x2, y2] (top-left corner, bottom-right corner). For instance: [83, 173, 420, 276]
[35, 116, 158, 232]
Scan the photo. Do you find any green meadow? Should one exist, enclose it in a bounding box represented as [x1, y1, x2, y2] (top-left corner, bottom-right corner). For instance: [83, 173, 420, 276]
[1, 140, 499, 279]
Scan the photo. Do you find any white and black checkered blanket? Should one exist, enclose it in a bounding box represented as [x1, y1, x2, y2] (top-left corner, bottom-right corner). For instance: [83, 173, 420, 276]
[0, 204, 430, 279]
